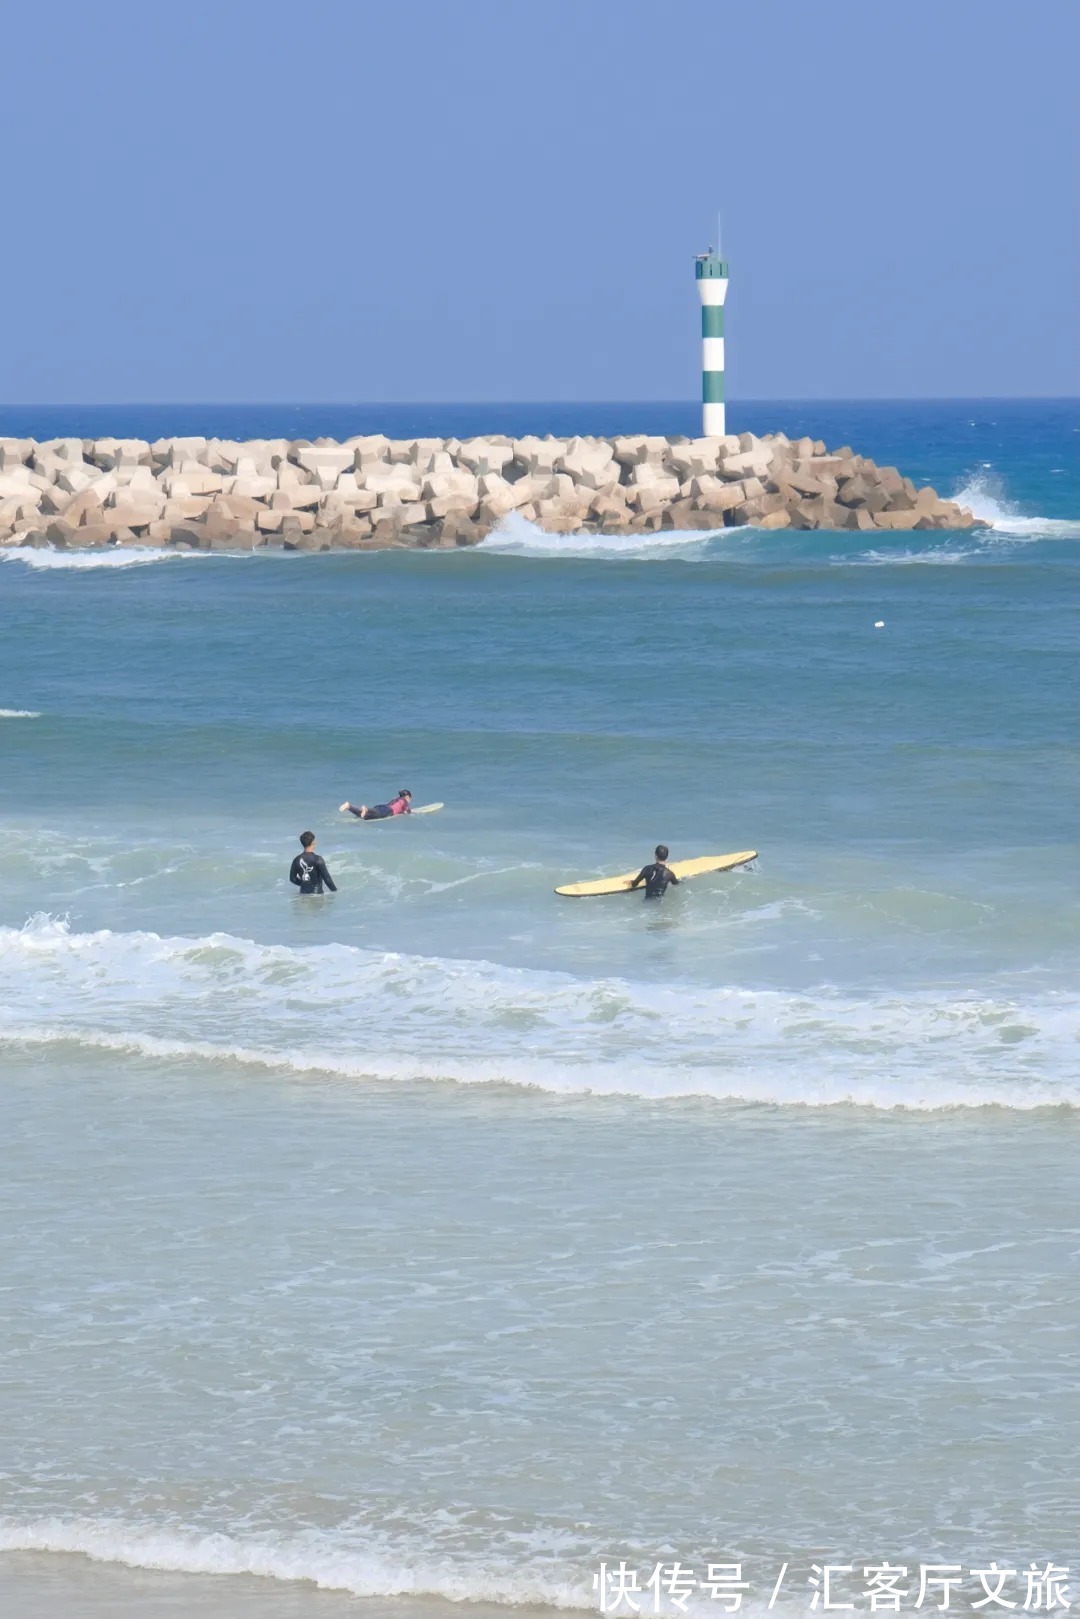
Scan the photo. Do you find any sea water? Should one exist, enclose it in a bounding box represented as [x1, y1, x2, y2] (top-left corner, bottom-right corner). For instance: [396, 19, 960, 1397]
[0, 401, 1077, 1618]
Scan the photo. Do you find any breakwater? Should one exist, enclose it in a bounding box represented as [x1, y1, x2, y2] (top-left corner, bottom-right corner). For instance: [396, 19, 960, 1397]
[0, 431, 980, 550]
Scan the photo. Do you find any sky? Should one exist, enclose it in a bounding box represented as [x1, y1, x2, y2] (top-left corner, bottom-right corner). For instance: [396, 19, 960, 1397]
[3, 0, 1078, 402]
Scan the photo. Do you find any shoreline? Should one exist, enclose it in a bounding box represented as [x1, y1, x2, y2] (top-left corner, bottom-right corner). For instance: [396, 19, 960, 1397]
[0, 431, 980, 554]
[0, 1551, 568, 1619]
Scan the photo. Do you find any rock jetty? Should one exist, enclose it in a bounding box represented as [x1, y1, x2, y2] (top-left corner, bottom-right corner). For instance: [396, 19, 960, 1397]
[0, 433, 981, 552]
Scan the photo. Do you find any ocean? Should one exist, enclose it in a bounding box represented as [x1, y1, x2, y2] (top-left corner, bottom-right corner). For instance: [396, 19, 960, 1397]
[0, 399, 1077, 1618]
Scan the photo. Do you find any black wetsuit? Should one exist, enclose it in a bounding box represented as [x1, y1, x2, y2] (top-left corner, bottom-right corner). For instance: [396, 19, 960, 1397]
[631, 861, 680, 900]
[289, 852, 338, 895]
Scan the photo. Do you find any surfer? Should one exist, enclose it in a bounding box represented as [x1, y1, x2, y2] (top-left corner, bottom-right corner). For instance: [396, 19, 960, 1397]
[289, 831, 338, 895]
[630, 845, 680, 900]
[339, 789, 412, 821]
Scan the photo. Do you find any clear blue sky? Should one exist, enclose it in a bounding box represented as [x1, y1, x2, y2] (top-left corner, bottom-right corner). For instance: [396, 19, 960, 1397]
[4, 0, 1078, 402]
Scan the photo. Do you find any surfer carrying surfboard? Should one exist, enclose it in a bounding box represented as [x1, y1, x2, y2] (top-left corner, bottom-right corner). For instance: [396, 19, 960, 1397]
[630, 845, 681, 900]
[339, 789, 412, 821]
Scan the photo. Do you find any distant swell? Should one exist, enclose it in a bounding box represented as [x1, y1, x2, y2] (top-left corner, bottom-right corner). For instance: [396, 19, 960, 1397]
[2, 918, 1076, 1113]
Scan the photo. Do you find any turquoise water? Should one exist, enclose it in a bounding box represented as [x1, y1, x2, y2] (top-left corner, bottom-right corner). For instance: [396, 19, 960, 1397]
[0, 402, 1077, 1616]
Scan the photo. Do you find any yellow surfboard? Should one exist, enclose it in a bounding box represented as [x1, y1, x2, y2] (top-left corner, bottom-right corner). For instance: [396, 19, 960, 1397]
[555, 851, 757, 898]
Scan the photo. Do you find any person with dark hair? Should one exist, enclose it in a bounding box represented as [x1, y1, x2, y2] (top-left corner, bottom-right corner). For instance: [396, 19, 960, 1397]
[630, 844, 680, 900]
[289, 831, 338, 895]
[339, 789, 412, 821]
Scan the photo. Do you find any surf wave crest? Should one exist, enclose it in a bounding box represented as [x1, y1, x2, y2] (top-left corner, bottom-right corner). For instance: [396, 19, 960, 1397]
[0, 1514, 848, 1618]
[950, 471, 1080, 538]
[477, 500, 1080, 565]
[0, 1515, 600, 1610]
[478, 511, 728, 558]
[0, 545, 194, 570]
[2, 917, 1075, 1111]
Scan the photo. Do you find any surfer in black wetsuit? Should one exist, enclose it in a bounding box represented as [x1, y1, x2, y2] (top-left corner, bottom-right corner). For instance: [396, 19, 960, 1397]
[630, 844, 680, 900]
[289, 831, 338, 896]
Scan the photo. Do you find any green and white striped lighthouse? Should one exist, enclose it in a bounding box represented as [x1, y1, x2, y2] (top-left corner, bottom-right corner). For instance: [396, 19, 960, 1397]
[695, 244, 729, 436]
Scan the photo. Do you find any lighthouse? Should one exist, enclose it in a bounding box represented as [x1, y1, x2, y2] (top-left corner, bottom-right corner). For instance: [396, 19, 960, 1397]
[695, 243, 729, 436]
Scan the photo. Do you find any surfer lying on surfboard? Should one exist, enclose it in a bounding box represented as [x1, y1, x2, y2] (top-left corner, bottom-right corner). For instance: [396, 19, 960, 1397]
[339, 788, 412, 821]
[630, 845, 680, 900]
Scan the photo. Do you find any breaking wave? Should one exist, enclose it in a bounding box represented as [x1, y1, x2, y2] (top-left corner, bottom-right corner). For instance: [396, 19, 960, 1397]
[0, 544, 192, 570]
[478, 511, 727, 558]
[0, 1515, 599, 1610]
[950, 471, 1080, 538]
[2, 916, 1076, 1112]
[476, 492, 1080, 566]
[0, 1516, 799, 1618]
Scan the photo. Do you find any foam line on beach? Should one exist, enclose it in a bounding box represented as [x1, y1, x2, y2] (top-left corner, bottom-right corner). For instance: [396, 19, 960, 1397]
[3, 1021, 1074, 1113]
[0, 1515, 853, 1619]
[0, 1516, 596, 1611]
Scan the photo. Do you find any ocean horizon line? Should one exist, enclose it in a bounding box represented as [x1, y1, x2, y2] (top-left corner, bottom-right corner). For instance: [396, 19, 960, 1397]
[3, 393, 1077, 409]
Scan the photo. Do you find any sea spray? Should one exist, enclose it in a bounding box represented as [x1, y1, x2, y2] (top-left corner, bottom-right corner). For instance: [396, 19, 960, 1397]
[950, 469, 1080, 537]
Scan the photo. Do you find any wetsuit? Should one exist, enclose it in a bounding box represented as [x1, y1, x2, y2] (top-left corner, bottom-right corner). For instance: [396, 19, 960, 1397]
[289, 852, 338, 895]
[631, 861, 680, 899]
[356, 796, 411, 821]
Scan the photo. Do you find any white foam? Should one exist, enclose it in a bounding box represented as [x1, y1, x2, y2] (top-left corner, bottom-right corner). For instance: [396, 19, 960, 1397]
[0, 1516, 595, 1610]
[478, 511, 725, 558]
[950, 472, 1080, 538]
[1, 917, 1075, 1112]
[0, 545, 189, 570]
[477, 482, 1080, 561]
[0, 707, 41, 718]
[0, 1516, 810, 1619]
[844, 545, 989, 567]
[838, 467, 1080, 563]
